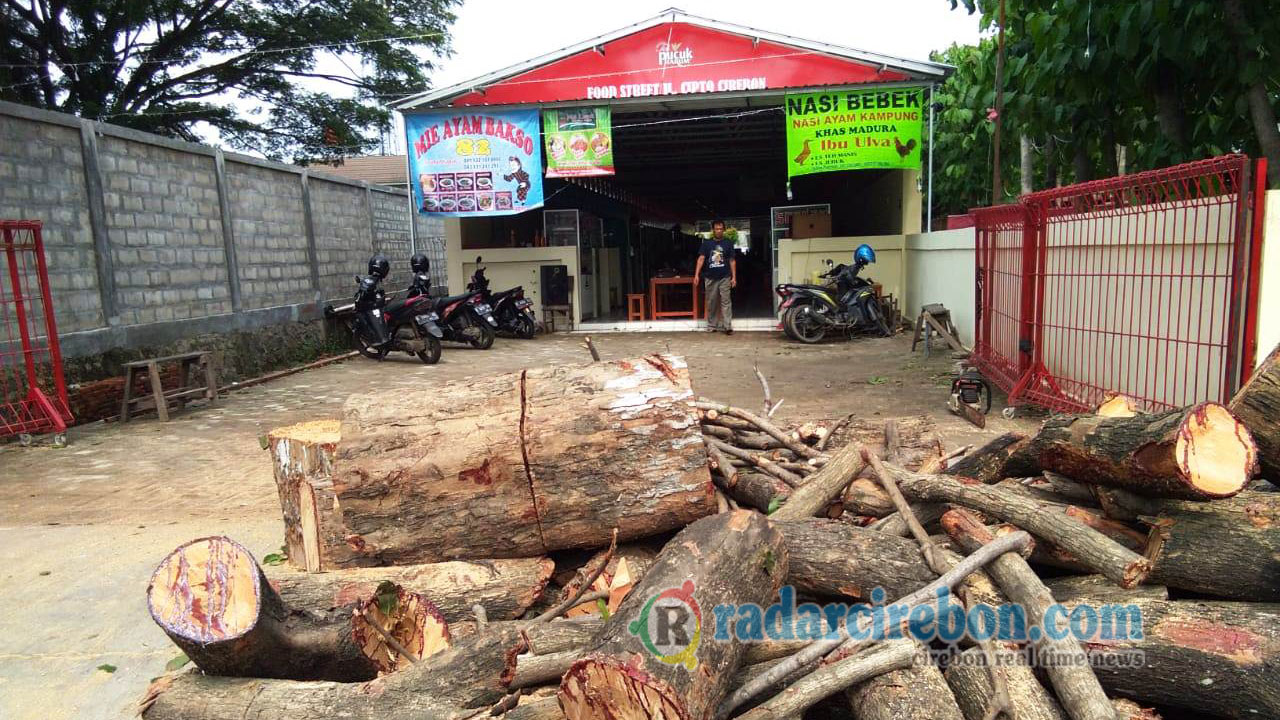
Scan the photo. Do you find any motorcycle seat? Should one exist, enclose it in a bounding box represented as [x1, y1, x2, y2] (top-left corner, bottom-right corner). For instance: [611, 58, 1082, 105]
[384, 297, 410, 315]
[431, 292, 476, 312]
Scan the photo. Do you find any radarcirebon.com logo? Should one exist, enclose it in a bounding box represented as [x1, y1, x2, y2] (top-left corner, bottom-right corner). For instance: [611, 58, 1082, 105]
[628, 580, 702, 669]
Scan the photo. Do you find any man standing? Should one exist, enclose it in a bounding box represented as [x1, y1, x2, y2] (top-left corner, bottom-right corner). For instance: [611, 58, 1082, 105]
[694, 220, 736, 334]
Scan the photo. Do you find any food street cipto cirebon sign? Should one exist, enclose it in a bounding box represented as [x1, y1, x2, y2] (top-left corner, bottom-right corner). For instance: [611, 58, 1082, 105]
[543, 107, 614, 178]
[405, 108, 544, 216]
[785, 87, 924, 178]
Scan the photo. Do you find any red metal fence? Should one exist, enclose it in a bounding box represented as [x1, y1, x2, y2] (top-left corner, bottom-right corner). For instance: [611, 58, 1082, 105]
[1, 220, 72, 437]
[972, 155, 1266, 414]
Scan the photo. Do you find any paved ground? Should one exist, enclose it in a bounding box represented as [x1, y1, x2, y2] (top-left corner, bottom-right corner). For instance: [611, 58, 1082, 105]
[0, 330, 1031, 719]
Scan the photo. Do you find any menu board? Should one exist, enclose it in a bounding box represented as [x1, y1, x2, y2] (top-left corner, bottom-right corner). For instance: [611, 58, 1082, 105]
[785, 87, 924, 178]
[405, 108, 544, 216]
[543, 107, 614, 178]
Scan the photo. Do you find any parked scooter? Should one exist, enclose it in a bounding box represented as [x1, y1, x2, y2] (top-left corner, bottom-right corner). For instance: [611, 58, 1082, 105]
[467, 256, 537, 339]
[409, 253, 498, 349]
[774, 243, 890, 343]
[325, 254, 442, 363]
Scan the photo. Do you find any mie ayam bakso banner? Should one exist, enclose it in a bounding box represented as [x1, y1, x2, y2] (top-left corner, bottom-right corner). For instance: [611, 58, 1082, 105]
[406, 108, 543, 216]
[543, 106, 614, 178]
[785, 87, 924, 178]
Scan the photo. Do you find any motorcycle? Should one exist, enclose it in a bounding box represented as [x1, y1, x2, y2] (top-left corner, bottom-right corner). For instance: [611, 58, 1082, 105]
[326, 273, 442, 364]
[467, 256, 537, 339]
[775, 246, 890, 343]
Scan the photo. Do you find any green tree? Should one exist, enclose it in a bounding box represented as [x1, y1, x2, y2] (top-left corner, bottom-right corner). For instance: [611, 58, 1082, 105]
[0, 0, 458, 161]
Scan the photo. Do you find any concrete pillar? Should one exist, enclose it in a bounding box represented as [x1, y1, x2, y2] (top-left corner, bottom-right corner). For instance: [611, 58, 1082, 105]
[77, 119, 118, 323]
[299, 170, 321, 303]
[213, 149, 243, 312]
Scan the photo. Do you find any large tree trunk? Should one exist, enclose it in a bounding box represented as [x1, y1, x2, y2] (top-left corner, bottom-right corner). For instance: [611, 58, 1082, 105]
[1093, 490, 1280, 602]
[1011, 403, 1257, 499]
[270, 355, 714, 569]
[267, 556, 554, 622]
[141, 626, 529, 720]
[846, 642, 964, 720]
[146, 536, 450, 682]
[1058, 594, 1280, 719]
[1229, 341, 1280, 482]
[770, 440, 867, 520]
[558, 511, 788, 720]
[1151, 61, 1191, 157]
[1222, 0, 1280, 187]
[1044, 135, 1059, 188]
[778, 518, 938, 602]
[945, 432, 1032, 483]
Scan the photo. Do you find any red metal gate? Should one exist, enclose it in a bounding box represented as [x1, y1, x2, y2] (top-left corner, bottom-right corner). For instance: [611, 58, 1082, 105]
[972, 155, 1266, 414]
[1, 220, 72, 437]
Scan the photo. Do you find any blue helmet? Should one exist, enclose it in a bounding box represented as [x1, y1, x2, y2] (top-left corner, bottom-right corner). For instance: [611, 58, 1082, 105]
[855, 244, 876, 265]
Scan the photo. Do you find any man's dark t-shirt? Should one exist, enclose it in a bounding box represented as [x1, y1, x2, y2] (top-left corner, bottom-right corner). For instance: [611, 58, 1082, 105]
[699, 238, 734, 280]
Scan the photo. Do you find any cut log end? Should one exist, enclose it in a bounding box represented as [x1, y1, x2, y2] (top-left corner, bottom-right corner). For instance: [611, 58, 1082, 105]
[1096, 393, 1139, 418]
[560, 656, 689, 720]
[269, 418, 341, 445]
[352, 586, 452, 673]
[1174, 403, 1256, 498]
[147, 536, 261, 644]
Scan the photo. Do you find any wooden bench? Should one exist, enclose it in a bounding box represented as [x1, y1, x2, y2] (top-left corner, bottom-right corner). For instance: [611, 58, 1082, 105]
[120, 351, 217, 422]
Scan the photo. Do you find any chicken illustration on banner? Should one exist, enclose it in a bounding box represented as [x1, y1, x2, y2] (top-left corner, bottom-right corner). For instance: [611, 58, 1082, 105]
[784, 87, 924, 178]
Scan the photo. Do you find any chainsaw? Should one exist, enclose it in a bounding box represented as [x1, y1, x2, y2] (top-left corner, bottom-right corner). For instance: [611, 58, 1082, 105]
[948, 367, 992, 428]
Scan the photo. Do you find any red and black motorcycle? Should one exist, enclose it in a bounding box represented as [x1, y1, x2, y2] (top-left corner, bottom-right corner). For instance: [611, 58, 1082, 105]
[325, 255, 442, 363]
[467, 256, 537, 339]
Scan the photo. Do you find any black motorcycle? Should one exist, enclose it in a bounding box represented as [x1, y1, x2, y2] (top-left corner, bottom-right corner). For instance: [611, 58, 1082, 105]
[467, 256, 537, 339]
[403, 251, 497, 349]
[326, 256, 442, 364]
[775, 252, 890, 343]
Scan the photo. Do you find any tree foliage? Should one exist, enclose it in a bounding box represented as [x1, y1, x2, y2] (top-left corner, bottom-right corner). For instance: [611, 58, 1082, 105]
[0, 0, 458, 161]
[930, 0, 1280, 219]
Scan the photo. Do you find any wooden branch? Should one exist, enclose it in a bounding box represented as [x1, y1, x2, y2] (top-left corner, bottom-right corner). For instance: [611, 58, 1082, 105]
[818, 413, 854, 451]
[707, 436, 804, 487]
[755, 364, 773, 416]
[734, 641, 917, 720]
[769, 440, 868, 520]
[694, 399, 823, 459]
[582, 336, 600, 362]
[885, 464, 1151, 588]
[943, 433, 1031, 483]
[530, 530, 616, 624]
[942, 509, 1115, 720]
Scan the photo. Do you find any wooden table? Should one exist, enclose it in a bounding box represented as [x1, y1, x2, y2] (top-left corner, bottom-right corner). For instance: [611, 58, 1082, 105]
[649, 276, 700, 320]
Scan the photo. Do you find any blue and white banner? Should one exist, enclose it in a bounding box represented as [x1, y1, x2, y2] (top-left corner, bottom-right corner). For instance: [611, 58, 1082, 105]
[405, 108, 543, 216]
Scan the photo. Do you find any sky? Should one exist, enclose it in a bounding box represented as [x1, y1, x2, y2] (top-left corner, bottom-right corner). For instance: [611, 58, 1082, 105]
[375, 0, 981, 153]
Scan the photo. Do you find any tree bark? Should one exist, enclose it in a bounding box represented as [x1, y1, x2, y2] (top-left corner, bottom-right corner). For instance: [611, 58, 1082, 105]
[147, 536, 450, 683]
[141, 626, 529, 720]
[1021, 134, 1035, 195]
[846, 642, 964, 720]
[1011, 403, 1257, 499]
[1044, 135, 1059, 188]
[1151, 61, 1190, 156]
[559, 511, 788, 720]
[723, 471, 792, 513]
[941, 510, 1116, 720]
[770, 441, 867, 520]
[271, 355, 715, 568]
[889, 466, 1151, 588]
[1095, 490, 1280, 601]
[735, 641, 917, 720]
[778, 518, 938, 603]
[1072, 136, 1093, 184]
[945, 432, 1032, 484]
[1058, 594, 1280, 719]
[1222, 0, 1280, 187]
[1229, 341, 1280, 482]
[267, 557, 554, 622]
[842, 477, 895, 517]
[1041, 574, 1168, 605]
[946, 645, 1067, 720]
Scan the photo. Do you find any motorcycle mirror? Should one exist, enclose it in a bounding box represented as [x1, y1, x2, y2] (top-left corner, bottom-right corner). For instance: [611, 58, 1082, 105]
[475, 255, 482, 264]
[825, 259, 834, 267]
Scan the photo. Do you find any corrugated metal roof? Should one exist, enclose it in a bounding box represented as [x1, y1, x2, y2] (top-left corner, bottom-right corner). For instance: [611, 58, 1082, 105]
[313, 155, 407, 186]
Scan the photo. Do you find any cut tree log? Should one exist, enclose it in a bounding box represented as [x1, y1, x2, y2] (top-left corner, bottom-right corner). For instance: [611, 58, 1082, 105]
[721, 471, 792, 514]
[146, 536, 450, 682]
[735, 641, 918, 720]
[770, 441, 868, 520]
[1095, 392, 1140, 418]
[778, 519, 938, 602]
[140, 625, 530, 720]
[1094, 489, 1280, 602]
[941, 510, 1117, 720]
[845, 642, 964, 720]
[886, 465, 1151, 588]
[841, 477, 895, 517]
[1041, 574, 1168, 604]
[1228, 341, 1280, 482]
[943, 432, 1032, 484]
[1057, 593, 1280, 719]
[945, 645, 1067, 720]
[268, 557, 554, 622]
[1011, 403, 1257, 499]
[558, 511, 788, 720]
[270, 355, 714, 568]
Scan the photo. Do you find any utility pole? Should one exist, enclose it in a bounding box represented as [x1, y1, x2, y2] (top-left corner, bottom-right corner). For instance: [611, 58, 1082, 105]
[991, 0, 1007, 205]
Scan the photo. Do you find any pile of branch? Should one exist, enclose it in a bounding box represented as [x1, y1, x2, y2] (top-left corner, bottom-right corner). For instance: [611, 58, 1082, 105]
[139, 348, 1280, 720]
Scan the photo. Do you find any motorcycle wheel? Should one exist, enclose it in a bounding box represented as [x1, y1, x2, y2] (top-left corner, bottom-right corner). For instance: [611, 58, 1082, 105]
[783, 304, 827, 344]
[868, 302, 892, 337]
[355, 330, 388, 360]
[514, 313, 537, 339]
[416, 328, 442, 365]
[466, 313, 496, 349]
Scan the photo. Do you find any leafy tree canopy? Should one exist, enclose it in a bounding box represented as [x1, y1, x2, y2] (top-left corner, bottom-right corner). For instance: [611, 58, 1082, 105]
[1, 0, 458, 161]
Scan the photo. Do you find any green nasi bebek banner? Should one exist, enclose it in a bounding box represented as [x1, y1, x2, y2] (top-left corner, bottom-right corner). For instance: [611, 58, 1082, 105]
[785, 87, 924, 178]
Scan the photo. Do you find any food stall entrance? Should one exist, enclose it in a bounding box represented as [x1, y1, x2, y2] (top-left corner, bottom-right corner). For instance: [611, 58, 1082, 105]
[396, 9, 949, 329]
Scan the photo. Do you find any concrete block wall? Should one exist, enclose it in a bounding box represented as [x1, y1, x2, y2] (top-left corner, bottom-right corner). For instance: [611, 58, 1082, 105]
[0, 99, 435, 425]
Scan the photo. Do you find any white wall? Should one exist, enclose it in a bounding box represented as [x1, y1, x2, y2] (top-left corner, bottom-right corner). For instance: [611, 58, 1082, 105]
[776, 235, 907, 303]
[905, 227, 975, 344]
[1257, 190, 1280, 367]
[446, 218, 581, 327]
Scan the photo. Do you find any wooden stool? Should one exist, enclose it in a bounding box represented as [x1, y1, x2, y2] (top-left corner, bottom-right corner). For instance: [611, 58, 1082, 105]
[542, 305, 573, 334]
[911, 304, 965, 358]
[120, 351, 217, 422]
[626, 293, 646, 321]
